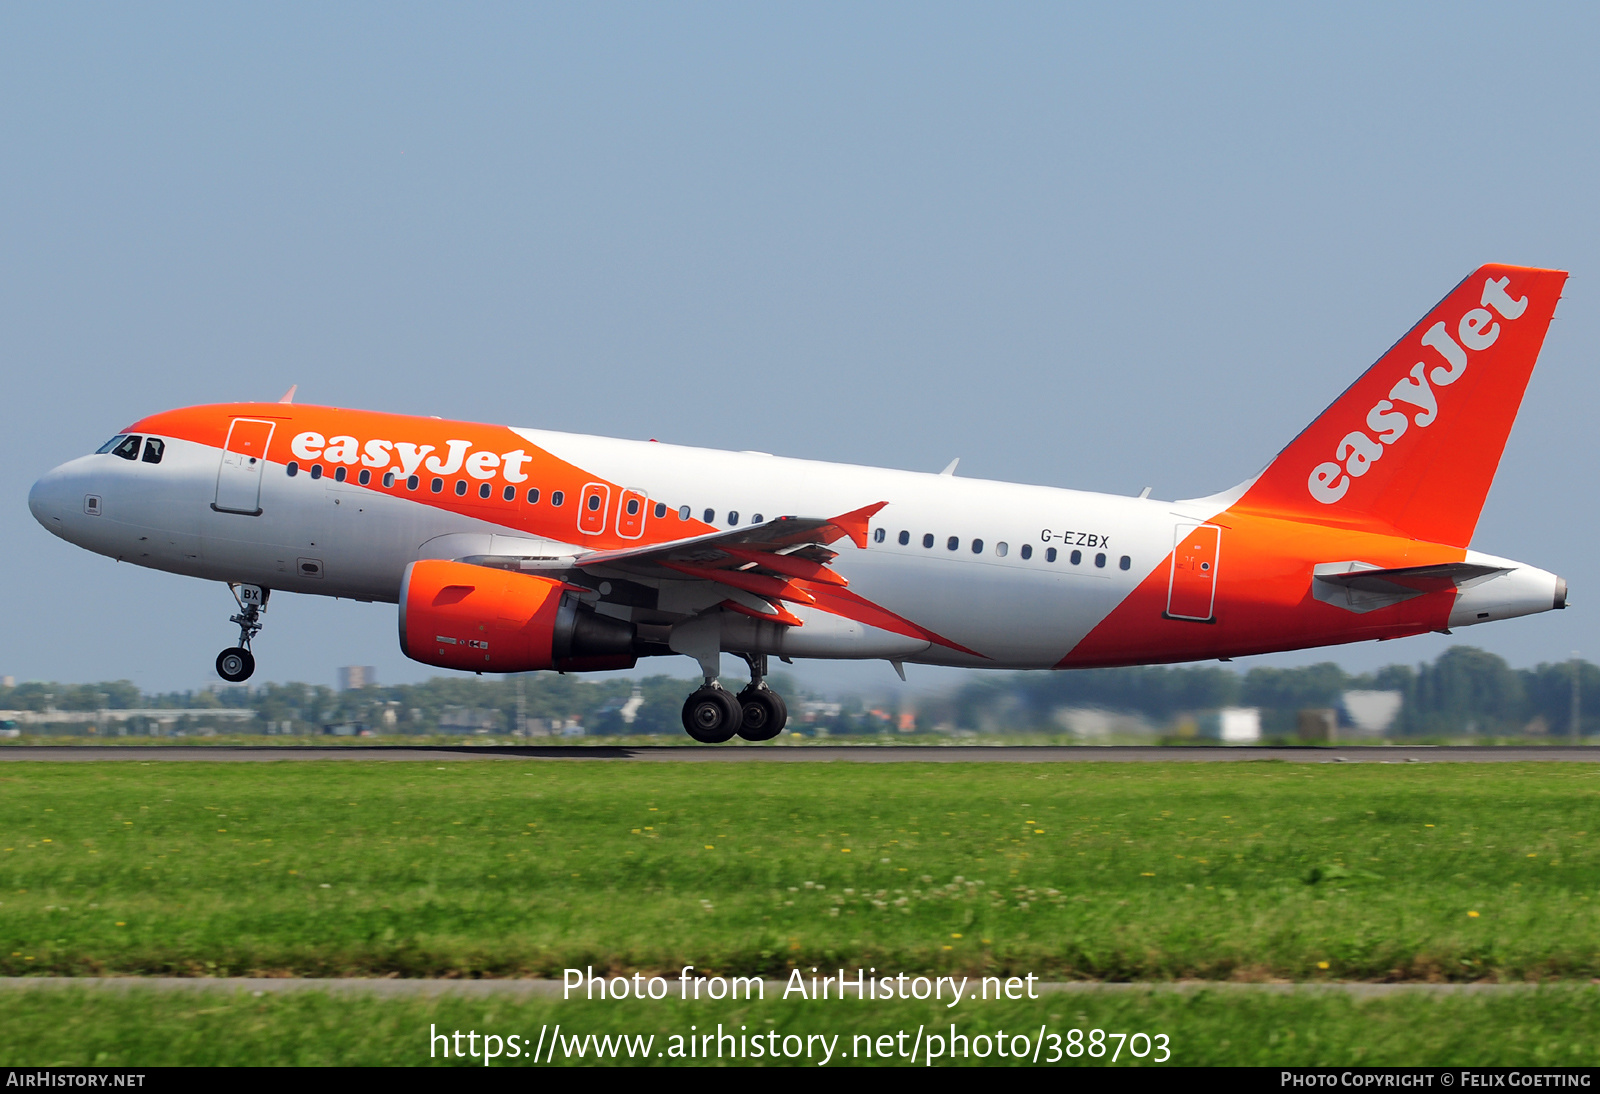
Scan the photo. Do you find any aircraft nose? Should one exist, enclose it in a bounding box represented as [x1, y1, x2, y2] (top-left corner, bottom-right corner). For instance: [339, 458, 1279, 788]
[29, 463, 77, 537]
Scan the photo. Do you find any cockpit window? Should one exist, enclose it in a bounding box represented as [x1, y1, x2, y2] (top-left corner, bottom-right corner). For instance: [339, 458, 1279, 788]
[96, 435, 128, 454]
[141, 438, 165, 464]
[110, 435, 143, 461]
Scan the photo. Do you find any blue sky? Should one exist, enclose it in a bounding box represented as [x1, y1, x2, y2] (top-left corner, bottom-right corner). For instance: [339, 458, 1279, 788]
[4, 4, 1598, 695]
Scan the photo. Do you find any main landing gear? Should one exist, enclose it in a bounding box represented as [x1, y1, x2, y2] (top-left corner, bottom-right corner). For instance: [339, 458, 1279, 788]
[680, 652, 789, 744]
[216, 583, 268, 683]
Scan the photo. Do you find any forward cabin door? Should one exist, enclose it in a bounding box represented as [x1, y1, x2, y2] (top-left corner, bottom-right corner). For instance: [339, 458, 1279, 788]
[1165, 523, 1220, 622]
[213, 418, 276, 515]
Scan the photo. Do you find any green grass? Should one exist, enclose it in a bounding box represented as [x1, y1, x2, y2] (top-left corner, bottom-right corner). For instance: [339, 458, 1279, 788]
[3, 985, 1598, 1066]
[1, 761, 1598, 981]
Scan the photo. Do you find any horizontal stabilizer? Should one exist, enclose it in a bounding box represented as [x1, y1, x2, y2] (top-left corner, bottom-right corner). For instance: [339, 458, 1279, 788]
[1312, 560, 1507, 614]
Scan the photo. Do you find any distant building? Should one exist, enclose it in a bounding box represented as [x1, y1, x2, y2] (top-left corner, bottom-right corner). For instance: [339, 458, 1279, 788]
[439, 706, 501, 734]
[798, 700, 842, 723]
[337, 666, 377, 692]
[620, 685, 644, 725]
[1341, 690, 1403, 736]
[1199, 707, 1262, 743]
[1, 676, 13, 689]
[1297, 708, 1338, 742]
[596, 685, 646, 727]
[1052, 707, 1158, 740]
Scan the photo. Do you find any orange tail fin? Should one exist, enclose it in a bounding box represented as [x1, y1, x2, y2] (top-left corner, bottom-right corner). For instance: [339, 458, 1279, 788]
[1235, 264, 1566, 547]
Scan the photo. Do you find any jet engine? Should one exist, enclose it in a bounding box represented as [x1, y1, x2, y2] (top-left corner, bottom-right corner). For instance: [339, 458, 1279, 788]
[399, 559, 637, 673]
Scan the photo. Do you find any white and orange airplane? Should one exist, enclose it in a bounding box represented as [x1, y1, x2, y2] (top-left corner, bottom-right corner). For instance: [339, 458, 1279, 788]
[29, 264, 1569, 742]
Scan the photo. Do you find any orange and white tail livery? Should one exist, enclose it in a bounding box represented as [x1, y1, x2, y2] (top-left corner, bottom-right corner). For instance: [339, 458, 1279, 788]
[29, 264, 1570, 742]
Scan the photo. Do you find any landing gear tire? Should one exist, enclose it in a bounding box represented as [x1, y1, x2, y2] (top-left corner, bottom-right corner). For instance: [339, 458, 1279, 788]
[737, 687, 788, 741]
[682, 686, 742, 744]
[216, 647, 255, 683]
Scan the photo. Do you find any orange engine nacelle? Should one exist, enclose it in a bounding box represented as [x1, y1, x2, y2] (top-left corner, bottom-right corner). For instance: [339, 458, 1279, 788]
[399, 559, 637, 673]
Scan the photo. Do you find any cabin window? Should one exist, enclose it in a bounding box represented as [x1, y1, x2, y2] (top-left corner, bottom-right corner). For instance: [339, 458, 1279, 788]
[679, 505, 691, 520]
[527, 488, 540, 504]
[752, 513, 763, 524]
[383, 472, 396, 488]
[141, 438, 164, 464]
[1046, 547, 1058, 563]
[310, 465, 324, 480]
[111, 435, 142, 461]
[407, 475, 419, 491]
[479, 482, 492, 499]
[1095, 552, 1107, 568]
[947, 536, 959, 551]
[995, 542, 1008, 557]
[587, 493, 602, 511]
[334, 466, 347, 483]
[654, 502, 667, 519]
[503, 485, 515, 501]
[898, 530, 910, 546]
[1070, 549, 1082, 565]
[703, 508, 715, 523]
[286, 461, 299, 477]
[358, 469, 371, 485]
[455, 480, 468, 496]
[626, 498, 640, 516]
[430, 478, 442, 493]
[923, 534, 934, 548]
[1020, 543, 1032, 560]
[1120, 555, 1131, 571]
[873, 528, 886, 543]
[551, 491, 565, 506]
[971, 538, 984, 554]
[728, 511, 739, 526]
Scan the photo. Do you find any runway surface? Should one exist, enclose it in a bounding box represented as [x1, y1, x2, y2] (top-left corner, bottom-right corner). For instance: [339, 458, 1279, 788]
[1, 744, 1597, 762]
[0, 977, 1584, 997]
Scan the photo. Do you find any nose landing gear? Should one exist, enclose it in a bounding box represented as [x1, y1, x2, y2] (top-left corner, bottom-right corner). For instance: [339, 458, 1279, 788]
[678, 652, 790, 744]
[216, 583, 268, 683]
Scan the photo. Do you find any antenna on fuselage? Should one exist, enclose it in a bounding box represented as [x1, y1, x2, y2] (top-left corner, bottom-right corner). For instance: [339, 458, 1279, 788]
[278, 385, 297, 404]
[939, 458, 959, 476]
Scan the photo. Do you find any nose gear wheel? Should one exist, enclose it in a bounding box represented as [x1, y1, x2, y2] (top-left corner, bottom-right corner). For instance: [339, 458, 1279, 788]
[216, 648, 255, 683]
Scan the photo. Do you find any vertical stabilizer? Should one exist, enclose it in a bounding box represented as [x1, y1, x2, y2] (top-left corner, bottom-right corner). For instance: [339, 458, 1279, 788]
[1235, 264, 1566, 547]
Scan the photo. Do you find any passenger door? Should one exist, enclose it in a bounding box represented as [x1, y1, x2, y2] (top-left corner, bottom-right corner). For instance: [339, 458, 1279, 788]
[1166, 523, 1220, 622]
[213, 419, 275, 515]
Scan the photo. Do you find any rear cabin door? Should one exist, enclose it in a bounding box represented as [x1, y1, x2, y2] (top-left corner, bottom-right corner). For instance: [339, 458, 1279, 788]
[1166, 523, 1220, 622]
[213, 418, 275, 515]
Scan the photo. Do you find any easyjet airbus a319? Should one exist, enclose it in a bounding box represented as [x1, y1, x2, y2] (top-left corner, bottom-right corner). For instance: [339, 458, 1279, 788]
[29, 265, 1570, 742]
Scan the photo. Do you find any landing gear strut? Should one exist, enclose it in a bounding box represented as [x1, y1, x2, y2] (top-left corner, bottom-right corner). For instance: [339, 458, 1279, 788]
[679, 653, 789, 743]
[735, 653, 787, 742]
[216, 583, 267, 683]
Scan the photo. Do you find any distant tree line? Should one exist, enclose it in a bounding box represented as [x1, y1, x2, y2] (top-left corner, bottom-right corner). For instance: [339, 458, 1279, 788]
[924, 646, 1600, 737]
[1, 645, 1595, 737]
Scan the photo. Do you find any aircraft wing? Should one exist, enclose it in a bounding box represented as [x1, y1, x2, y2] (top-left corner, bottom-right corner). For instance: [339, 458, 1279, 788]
[459, 501, 888, 626]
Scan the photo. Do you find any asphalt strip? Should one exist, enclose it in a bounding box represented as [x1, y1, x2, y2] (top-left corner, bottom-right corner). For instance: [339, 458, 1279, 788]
[2, 745, 1599, 763]
[0, 978, 1590, 997]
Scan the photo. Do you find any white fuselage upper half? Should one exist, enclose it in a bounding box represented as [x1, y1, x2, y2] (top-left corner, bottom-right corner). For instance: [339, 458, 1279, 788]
[30, 425, 1236, 669]
[28, 403, 1563, 673]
